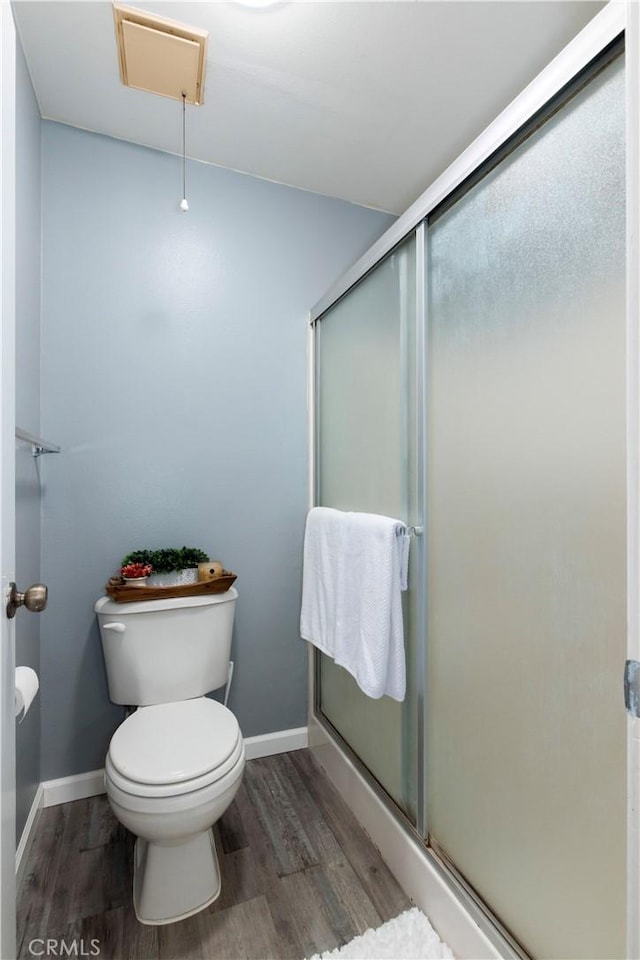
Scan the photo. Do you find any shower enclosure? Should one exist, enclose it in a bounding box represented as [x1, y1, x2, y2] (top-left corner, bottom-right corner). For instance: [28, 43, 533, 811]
[309, 6, 638, 958]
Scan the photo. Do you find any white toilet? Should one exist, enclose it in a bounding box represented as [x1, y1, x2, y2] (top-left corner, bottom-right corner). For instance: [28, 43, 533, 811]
[94, 588, 244, 926]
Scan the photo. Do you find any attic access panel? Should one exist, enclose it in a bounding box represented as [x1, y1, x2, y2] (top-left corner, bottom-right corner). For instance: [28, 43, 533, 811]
[114, 4, 207, 105]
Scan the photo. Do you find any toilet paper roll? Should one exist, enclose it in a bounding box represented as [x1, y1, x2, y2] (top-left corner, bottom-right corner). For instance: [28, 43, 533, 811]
[15, 666, 39, 722]
[198, 561, 224, 581]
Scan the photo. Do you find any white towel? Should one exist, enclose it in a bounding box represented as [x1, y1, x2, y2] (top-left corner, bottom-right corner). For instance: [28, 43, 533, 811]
[300, 507, 410, 702]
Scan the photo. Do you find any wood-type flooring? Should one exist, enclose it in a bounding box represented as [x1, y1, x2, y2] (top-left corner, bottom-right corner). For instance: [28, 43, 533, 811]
[17, 749, 411, 959]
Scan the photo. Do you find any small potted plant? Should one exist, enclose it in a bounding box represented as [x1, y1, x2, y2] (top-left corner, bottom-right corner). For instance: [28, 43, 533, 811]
[121, 562, 153, 587]
[121, 547, 209, 587]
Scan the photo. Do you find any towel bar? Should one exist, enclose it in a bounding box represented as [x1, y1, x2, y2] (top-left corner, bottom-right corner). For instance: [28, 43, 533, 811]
[15, 427, 61, 458]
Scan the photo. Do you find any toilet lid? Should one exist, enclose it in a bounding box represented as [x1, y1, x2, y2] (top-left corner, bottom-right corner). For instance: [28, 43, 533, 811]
[109, 698, 241, 786]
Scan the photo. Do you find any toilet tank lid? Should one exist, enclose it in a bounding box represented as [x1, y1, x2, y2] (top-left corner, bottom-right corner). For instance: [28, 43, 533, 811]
[94, 586, 237, 615]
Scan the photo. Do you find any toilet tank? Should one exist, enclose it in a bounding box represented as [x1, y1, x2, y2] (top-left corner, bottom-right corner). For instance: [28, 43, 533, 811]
[94, 588, 237, 706]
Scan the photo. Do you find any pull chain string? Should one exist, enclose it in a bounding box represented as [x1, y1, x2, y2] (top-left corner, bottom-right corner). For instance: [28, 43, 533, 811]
[181, 92, 189, 211]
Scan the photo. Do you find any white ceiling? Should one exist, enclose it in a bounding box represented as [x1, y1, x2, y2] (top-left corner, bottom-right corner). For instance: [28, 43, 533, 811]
[14, 0, 605, 214]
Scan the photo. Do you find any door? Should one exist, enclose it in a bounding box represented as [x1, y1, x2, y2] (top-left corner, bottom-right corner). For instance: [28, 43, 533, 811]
[0, 5, 17, 958]
[316, 233, 421, 821]
[425, 49, 626, 959]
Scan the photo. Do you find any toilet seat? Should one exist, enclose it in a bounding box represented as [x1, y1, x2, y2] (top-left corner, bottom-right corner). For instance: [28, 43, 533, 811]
[107, 697, 242, 799]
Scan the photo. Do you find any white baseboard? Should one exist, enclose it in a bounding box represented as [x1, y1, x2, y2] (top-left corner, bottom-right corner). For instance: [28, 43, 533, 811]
[42, 768, 106, 807]
[39, 726, 309, 807]
[244, 725, 308, 760]
[309, 717, 510, 960]
[16, 783, 44, 889]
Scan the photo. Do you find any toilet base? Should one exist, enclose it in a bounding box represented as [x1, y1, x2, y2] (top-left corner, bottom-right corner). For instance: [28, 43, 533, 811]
[133, 829, 221, 925]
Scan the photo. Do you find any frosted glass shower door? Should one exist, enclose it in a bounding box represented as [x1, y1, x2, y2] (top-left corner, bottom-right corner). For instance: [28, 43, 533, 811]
[316, 235, 419, 819]
[426, 55, 626, 959]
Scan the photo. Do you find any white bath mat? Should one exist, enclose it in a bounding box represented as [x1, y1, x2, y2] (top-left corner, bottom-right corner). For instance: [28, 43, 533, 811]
[306, 907, 454, 960]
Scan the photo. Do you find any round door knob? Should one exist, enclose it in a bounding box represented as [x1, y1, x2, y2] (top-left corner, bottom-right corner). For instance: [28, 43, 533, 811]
[6, 583, 48, 619]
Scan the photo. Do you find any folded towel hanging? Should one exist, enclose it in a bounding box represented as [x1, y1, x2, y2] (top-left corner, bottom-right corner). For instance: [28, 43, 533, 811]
[300, 507, 410, 702]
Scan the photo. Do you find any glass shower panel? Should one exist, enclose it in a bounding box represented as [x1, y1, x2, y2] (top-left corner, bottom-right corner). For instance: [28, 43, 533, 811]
[426, 56, 626, 959]
[317, 235, 418, 820]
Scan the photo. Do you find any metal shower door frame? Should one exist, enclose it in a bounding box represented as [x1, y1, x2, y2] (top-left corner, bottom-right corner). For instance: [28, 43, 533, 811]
[308, 4, 640, 954]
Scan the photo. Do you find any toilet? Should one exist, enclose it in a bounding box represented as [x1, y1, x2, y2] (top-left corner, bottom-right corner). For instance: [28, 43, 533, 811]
[94, 588, 244, 925]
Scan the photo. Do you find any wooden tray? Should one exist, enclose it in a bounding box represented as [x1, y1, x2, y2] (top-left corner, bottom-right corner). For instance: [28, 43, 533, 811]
[105, 572, 237, 603]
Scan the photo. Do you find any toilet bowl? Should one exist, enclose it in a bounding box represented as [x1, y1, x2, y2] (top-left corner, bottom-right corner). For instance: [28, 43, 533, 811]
[104, 697, 245, 925]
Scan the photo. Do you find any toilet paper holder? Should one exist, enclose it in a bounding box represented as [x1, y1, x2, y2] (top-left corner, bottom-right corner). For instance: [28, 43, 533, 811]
[6, 582, 48, 620]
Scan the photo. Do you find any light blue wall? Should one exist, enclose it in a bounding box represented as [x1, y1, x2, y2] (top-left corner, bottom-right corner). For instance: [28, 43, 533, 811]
[40, 121, 393, 779]
[15, 37, 42, 838]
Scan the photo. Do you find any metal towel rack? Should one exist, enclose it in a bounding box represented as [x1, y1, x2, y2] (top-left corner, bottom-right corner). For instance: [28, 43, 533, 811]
[15, 427, 61, 458]
[391, 524, 423, 538]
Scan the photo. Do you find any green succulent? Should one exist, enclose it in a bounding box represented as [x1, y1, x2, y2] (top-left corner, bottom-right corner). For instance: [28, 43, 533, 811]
[121, 546, 209, 573]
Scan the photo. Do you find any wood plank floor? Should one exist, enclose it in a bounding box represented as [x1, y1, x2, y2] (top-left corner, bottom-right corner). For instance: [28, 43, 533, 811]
[18, 749, 412, 959]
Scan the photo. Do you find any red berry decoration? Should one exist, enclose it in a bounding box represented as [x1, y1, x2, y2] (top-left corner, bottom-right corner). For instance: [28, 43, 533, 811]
[121, 562, 152, 579]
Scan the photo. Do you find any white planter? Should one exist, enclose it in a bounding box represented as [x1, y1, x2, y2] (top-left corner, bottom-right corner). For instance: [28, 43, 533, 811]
[147, 568, 198, 587]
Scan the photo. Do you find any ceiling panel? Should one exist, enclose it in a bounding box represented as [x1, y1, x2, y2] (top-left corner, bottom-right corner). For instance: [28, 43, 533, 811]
[13, 0, 605, 213]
